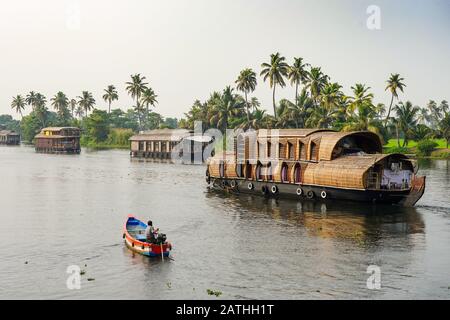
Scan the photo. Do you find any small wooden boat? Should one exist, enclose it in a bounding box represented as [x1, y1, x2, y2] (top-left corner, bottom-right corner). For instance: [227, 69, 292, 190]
[123, 215, 172, 257]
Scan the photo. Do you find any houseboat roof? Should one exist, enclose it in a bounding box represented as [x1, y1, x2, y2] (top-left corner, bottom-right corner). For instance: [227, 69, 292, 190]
[0, 130, 19, 136]
[243, 128, 334, 138]
[35, 127, 81, 139]
[129, 129, 193, 142]
[40, 127, 80, 132]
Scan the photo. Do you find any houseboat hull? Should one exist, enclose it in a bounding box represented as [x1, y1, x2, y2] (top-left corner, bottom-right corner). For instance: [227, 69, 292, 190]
[35, 147, 81, 154]
[208, 175, 425, 206]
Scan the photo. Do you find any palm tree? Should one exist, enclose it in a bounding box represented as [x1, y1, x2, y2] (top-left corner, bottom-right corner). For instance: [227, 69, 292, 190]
[69, 99, 77, 117]
[260, 52, 289, 118]
[305, 67, 329, 107]
[126, 74, 148, 129]
[288, 89, 313, 128]
[384, 73, 406, 127]
[51, 91, 69, 117]
[320, 82, 343, 111]
[25, 91, 38, 110]
[288, 57, 310, 104]
[75, 105, 84, 119]
[235, 68, 257, 122]
[11, 95, 26, 118]
[393, 101, 419, 147]
[209, 86, 243, 130]
[140, 87, 158, 113]
[102, 85, 119, 113]
[77, 91, 96, 117]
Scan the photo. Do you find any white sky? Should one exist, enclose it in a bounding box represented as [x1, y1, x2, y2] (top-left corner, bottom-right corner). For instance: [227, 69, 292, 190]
[1, 0, 449, 119]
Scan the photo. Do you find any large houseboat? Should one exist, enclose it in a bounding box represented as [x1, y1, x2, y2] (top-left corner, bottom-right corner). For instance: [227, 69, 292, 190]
[0, 130, 20, 145]
[206, 129, 426, 206]
[34, 127, 81, 154]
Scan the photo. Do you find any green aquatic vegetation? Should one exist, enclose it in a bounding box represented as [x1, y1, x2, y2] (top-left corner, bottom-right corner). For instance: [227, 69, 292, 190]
[207, 289, 222, 297]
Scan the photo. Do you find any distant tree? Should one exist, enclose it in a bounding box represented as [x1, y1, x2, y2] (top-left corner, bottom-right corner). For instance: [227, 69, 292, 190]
[393, 101, 419, 147]
[126, 74, 148, 130]
[84, 109, 110, 142]
[288, 57, 310, 104]
[384, 73, 406, 127]
[102, 85, 119, 113]
[11, 95, 26, 118]
[77, 91, 96, 117]
[235, 68, 257, 122]
[439, 113, 450, 148]
[260, 52, 289, 118]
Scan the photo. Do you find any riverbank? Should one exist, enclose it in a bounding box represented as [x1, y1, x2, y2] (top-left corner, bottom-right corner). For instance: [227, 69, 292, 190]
[384, 138, 450, 159]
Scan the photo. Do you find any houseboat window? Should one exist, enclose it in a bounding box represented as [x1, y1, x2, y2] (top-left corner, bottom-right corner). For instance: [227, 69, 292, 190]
[236, 163, 243, 178]
[219, 162, 225, 178]
[267, 142, 272, 159]
[266, 162, 273, 181]
[298, 142, 306, 160]
[281, 163, 289, 182]
[245, 161, 252, 179]
[138, 142, 144, 151]
[256, 162, 262, 180]
[288, 142, 294, 160]
[258, 143, 266, 159]
[310, 142, 318, 161]
[294, 163, 301, 183]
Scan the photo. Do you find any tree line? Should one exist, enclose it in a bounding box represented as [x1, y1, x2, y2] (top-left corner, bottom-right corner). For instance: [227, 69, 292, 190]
[8, 74, 177, 144]
[179, 52, 450, 149]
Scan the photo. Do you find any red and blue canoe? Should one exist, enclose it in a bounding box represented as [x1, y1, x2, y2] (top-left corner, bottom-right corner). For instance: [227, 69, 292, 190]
[123, 215, 172, 257]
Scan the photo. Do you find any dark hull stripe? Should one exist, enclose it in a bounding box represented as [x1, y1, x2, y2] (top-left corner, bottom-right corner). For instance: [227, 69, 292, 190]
[210, 178, 410, 205]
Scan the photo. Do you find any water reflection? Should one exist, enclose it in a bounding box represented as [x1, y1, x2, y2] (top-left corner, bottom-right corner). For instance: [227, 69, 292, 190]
[206, 190, 425, 243]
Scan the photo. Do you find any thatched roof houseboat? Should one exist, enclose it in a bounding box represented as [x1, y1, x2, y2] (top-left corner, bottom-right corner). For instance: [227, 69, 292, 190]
[34, 127, 81, 154]
[129, 129, 212, 162]
[0, 130, 20, 145]
[206, 129, 425, 206]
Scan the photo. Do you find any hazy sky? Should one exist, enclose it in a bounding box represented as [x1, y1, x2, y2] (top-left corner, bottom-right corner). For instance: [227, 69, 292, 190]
[1, 0, 449, 119]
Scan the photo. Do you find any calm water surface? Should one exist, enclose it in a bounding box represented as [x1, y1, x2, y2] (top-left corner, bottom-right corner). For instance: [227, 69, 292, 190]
[0, 146, 449, 299]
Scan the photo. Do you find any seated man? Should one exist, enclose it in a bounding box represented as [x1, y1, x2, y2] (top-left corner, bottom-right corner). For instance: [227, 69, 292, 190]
[145, 220, 156, 243]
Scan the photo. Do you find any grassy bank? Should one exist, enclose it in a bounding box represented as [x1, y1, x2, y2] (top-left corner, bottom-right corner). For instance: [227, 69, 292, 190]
[384, 138, 450, 159]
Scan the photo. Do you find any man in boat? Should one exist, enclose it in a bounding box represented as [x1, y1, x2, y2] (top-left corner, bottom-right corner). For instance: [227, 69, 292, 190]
[145, 220, 159, 243]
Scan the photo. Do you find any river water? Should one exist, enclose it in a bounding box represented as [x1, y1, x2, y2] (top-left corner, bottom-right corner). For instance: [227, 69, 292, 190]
[0, 146, 449, 299]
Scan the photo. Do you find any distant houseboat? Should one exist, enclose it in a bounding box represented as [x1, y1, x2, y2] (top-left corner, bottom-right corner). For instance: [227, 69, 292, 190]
[34, 127, 81, 154]
[0, 130, 20, 145]
[129, 129, 212, 163]
[206, 129, 426, 207]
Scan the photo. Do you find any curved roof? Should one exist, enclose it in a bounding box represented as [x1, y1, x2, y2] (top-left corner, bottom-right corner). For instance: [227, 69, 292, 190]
[318, 131, 382, 161]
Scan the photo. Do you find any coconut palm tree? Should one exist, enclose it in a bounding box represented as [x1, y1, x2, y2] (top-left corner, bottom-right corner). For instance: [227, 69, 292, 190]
[288, 57, 310, 104]
[305, 67, 329, 107]
[288, 89, 313, 128]
[75, 105, 84, 119]
[126, 74, 148, 129]
[77, 91, 96, 117]
[25, 91, 38, 111]
[11, 95, 26, 118]
[384, 73, 406, 127]
[69, 99, 77, 117]
[320, 82, 343, 111]
[51, 91, 69, 117]
[140, 87, 158, 113]
[235, 68, 257, 122]
[102, 85, 118, 114]
[260, 52, 289, 118]
[209, 86, 243, 130]
[393, 101, 419, 147]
